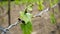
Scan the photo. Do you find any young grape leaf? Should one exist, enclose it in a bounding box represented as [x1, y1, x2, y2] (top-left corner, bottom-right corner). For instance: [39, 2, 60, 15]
[19, 11, 32, 24]
[20, 22, 32, 34]
[19, 11, 32, 34]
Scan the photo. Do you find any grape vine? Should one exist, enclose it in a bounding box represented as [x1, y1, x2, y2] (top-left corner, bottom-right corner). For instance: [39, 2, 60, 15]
[0, 0, 59, 34]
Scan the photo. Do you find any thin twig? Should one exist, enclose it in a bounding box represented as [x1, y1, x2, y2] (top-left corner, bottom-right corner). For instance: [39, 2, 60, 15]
[33, 4, 57, 18]
[5, 18, 22, 30]
[5, 21, 18, 30]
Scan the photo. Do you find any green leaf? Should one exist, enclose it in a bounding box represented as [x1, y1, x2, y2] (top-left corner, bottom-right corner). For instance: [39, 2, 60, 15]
[19, 11, 32, 34]
[19, 11, 32, 24]
[20, 22, 32, 34]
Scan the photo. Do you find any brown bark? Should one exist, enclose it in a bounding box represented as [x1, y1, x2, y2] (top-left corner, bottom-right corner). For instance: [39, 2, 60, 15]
[8, 0, 11, 26]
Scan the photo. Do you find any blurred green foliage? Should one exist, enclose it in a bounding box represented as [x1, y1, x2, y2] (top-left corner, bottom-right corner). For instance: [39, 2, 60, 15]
[37, 0, 44, 11]
[49, 0, 58, 7]
[50, 12, 56, 24]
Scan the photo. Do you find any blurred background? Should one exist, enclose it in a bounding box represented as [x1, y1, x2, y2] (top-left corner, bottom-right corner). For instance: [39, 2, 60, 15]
[0, 0, 60, 34]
